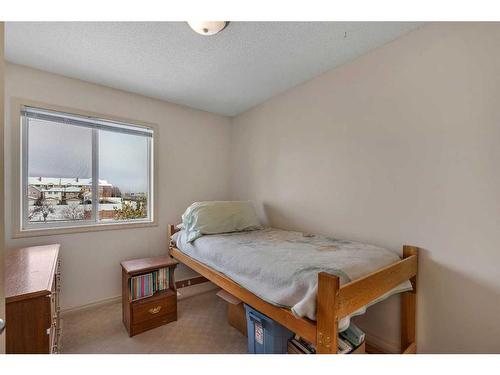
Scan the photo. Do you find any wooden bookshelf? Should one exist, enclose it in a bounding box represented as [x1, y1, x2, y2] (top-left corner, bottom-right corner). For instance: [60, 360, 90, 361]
[121, 256, 178, 337]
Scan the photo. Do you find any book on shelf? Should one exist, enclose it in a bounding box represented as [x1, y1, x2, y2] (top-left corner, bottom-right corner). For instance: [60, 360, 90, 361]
[129, 267, 171, 301]
[130, 273, 155, 301]
[157, 267, 170, 291]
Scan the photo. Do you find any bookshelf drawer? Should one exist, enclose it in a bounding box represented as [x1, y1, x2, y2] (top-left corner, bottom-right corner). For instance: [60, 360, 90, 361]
[132, 292, 177, 324]
[131, 311, 177, 337]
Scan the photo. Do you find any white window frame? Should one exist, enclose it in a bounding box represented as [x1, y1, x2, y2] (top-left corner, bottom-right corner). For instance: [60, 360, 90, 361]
[13, 99, 159, 238]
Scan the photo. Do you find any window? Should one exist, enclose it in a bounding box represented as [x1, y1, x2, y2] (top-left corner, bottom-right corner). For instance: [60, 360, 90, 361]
[21, 105, 154, 232]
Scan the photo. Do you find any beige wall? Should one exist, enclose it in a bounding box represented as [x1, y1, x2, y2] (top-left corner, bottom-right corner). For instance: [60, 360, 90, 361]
[4, 63, 231, 310]
[230, 23, 500, 353]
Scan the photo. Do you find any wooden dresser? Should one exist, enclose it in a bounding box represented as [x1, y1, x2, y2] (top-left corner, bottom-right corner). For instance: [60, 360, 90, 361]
[5, 244, 61, 354]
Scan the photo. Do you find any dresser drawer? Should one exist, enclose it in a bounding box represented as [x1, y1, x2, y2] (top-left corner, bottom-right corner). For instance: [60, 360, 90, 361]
[131, 293, 176, 324]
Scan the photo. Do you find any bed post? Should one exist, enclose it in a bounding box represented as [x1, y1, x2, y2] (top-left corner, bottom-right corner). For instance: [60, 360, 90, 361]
[167, 224, 176, 252]
[401, 245, 418, 354]
[167, 224, 175, 239]
[316, 272, 340, 354]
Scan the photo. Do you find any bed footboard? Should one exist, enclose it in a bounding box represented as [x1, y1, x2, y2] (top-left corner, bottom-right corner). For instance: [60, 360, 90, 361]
[316, 245, 419, 354]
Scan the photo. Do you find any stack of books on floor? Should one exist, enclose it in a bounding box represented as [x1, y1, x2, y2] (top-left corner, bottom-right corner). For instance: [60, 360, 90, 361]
[338, 322, 366, 354]
[129, 267, 171, 301]
[287, 323, 366, 354]
[288, 335, 316, 354]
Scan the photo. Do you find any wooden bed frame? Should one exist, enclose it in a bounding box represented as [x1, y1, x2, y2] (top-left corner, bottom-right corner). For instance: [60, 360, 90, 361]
[168, 224, 418, 354]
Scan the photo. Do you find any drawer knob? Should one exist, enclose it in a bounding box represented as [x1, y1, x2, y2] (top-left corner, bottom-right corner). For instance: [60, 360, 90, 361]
[148, 306, 162, 314]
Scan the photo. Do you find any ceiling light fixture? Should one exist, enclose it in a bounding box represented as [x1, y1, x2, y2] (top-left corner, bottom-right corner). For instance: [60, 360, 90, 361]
[187, 21, 229, 36]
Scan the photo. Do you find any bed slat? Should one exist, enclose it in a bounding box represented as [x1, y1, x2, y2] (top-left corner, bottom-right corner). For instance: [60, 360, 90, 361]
[336, 254, 417, 319]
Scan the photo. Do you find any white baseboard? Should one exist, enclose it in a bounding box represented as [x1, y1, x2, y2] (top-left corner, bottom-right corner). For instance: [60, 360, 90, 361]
[61, 282, 218, 316]
[364, 329, 401, 354]
[61, 295, 122, 315]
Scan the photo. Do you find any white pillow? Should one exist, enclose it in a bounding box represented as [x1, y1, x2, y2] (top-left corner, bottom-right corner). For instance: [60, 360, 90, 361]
[181, 201, 262, 242]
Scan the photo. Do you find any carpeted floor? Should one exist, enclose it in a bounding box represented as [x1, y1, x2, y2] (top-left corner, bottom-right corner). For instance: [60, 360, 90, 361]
[61, 289, 248, 354]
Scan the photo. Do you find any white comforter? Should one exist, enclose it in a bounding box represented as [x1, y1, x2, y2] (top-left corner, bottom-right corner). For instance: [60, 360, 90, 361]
[172, 227, 412, 331]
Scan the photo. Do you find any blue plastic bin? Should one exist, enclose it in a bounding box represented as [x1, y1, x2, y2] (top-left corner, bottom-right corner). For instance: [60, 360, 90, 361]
[244, 304, 294, 354]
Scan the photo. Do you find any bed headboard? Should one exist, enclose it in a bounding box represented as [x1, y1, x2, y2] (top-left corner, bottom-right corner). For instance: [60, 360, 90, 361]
[168, 224, 180, 237]
[167, 224, 181, 251]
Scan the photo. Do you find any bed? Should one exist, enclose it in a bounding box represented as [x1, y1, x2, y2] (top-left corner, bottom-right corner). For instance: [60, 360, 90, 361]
[168, 224, 418, 354]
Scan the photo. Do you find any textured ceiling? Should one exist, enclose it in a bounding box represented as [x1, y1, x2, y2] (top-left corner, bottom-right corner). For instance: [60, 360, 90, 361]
[5, 22, 422, 116]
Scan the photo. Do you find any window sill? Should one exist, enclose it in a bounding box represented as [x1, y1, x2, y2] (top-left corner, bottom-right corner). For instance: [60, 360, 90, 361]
[14, 220, 158, 238]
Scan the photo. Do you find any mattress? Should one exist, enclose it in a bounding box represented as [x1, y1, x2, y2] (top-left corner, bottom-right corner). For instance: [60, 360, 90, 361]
[172, 227, 412, 331]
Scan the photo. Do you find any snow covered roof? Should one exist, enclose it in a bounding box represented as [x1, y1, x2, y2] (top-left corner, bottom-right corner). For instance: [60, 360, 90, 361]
[40, 186, 82, 193]
[28, 177, 112, 187]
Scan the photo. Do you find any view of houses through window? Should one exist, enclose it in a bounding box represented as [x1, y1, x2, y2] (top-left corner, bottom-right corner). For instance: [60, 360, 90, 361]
[27, 177, 148, 222]
[23, 106, 153, 228]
